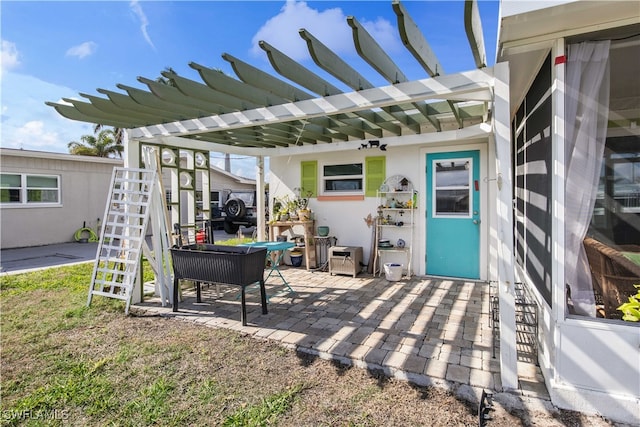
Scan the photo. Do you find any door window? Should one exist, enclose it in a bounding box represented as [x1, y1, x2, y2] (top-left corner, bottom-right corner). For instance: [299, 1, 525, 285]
[432, 159, 472, 217]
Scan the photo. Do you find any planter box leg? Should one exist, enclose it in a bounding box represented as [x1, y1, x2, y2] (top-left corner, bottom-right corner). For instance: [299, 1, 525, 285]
[259, 280, 268, 315]
[240, 287, 247, 326]
[173, 278, 179, 312]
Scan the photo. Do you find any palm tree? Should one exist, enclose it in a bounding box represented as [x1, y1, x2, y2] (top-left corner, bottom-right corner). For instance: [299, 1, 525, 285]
[93, 124, 124, 154]
[68, 129, 123, 158]
[93, 124, 124, 146]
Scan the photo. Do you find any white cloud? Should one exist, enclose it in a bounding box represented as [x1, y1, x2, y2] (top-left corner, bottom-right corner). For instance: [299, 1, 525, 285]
[65, 41, 98, 59]
[1, 71, 94, 153]
[250, 1, 349, 61]
[1, 40, 21, 73]
[130, 0, 155, 50]
[362, 16, 403, 54]
[250, 1, 400, 62]
[14, 121, 60, 149]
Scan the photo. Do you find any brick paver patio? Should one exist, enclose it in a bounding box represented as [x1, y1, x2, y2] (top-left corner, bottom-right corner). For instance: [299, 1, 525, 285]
[137, 267, 548, 400]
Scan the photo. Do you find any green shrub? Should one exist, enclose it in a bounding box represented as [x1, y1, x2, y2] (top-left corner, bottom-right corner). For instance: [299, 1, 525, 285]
[617, 284, 640, 322]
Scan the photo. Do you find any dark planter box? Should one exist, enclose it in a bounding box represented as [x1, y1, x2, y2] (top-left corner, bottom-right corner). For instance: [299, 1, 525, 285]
[170, 244, 267, 326]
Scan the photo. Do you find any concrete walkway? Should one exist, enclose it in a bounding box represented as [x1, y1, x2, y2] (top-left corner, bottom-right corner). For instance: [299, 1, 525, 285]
[0, 229, 248, 274]
[137, 266, 549, 402]
[0, 242, 99, 274]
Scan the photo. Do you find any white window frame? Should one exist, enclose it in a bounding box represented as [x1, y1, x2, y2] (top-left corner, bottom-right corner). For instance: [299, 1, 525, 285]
[210, 190, 223, 208]
[431, 157, 473, 219]
[0, 173, 61, 207]
[320, 162, 364, 196]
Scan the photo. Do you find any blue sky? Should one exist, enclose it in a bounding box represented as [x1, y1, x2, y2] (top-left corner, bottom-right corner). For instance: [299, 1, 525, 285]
[1, 0, 499, 178]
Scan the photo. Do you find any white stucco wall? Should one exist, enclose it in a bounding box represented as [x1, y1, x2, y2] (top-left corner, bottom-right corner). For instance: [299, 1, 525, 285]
[269, 138, 492, 278]
[270, 150, 385, 265]
[0, 149, 122, 249]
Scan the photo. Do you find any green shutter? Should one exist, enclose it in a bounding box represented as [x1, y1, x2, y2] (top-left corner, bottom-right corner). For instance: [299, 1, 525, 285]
[300, 160, 318, 197]
[365, 156, 386, 197]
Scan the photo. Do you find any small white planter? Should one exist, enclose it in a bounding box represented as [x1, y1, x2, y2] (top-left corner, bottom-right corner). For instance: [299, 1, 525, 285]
[384, 263, 403, 281]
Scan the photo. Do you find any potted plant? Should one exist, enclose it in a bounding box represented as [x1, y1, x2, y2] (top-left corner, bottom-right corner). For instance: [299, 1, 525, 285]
[287, 198, 299, 220]
[271, 198, 283, 222]
[294, 187, 312, 221]
[289, 247, 304, 267]
[273, 195, 291, 221]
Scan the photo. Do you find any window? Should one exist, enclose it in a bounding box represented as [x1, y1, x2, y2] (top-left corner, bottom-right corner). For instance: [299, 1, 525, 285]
[611, 153, 640, 212]
[1, 173, 60, 205]
[165, 190, 173, 210]
[210, 190, 222, 218]
[433, 159, 471, 216]
[321, 163, 363, 195]
[0, 174, 21, 203]
[210, 191, 222, 207]
[590, 136, 640, 244]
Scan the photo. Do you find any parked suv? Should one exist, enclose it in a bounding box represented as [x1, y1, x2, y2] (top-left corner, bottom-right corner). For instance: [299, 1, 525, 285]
[216, 190, 260, 234]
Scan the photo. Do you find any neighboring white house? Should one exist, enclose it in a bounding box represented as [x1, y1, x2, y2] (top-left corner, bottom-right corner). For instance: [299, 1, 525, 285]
[0, 148, 256, 248]
[45, 1, 639, 423]
[0, 148, 122, 249]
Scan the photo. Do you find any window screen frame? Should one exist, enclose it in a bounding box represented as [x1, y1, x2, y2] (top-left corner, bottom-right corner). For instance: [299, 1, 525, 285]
[431, 157, 473, 218]
[1, 173, 61, 206]
[320, 162, 364, 196]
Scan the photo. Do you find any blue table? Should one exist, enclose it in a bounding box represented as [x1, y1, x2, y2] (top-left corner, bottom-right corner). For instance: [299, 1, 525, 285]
[240, 241, 297, 299]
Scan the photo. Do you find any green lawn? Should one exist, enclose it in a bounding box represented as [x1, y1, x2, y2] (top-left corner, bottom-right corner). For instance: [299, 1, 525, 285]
[0, 259, 550, 426]
[0, 263, 308, 426]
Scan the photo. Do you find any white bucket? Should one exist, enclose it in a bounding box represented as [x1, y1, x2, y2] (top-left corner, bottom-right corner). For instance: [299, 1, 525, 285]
[384, 263, 403, 281]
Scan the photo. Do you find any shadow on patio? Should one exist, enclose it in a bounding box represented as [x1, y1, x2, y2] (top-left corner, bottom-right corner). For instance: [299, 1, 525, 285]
[135, 267, 548, 401]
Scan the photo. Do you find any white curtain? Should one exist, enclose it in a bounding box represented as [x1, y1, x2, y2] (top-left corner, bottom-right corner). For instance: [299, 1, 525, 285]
[565, 40, 611, 317]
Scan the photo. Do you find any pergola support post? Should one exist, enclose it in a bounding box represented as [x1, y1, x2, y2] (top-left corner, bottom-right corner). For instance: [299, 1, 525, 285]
[493, 61, 519, 391]
[256, 156, 266, 242]
[123, 133, 146, 305]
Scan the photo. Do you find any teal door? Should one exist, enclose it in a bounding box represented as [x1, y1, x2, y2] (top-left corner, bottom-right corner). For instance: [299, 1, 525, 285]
[426, 151, 480, 279]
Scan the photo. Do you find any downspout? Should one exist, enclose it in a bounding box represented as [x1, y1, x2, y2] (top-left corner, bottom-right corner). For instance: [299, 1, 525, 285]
[256, 156, 266, 242]
[493, 62, 519, 391]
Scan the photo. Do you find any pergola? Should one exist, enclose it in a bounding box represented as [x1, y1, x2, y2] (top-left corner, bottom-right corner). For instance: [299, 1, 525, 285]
[47, 0, 519, 390]
[49, 1, 489, 146]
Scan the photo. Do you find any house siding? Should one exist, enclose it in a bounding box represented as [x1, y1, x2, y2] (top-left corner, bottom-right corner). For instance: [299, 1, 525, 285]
[0, 149, 121, 249]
